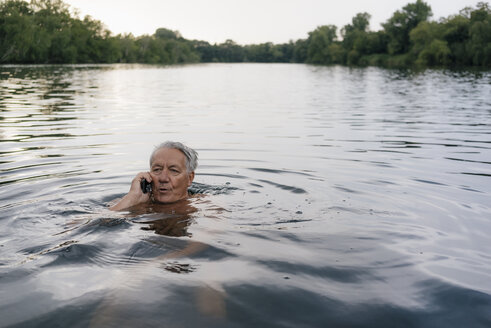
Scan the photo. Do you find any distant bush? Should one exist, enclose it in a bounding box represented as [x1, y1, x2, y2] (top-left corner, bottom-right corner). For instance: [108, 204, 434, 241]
[1, 0, 489, 68]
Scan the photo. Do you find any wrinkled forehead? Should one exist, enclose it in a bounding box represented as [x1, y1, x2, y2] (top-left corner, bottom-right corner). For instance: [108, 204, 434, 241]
[150, 147, 186, 167]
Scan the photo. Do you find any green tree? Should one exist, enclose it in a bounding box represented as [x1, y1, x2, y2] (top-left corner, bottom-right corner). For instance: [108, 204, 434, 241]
[306, 25, 338, 64]
[1, 0, 489, 67]
[166, 39, 200, 64]
[342, 13, 370, 48]
[410, 21, 450, 66]
[342, 13, 378, 65]
[117, 33, 138, 62]
[365, 31, 389, 54]
[0, 0, 34, 62]
[244, 42, 284, 62]
[467, 2, 491, 66]
[274, 42, 295, 62]
[0, 0, 119, 63]
[383, 0, 432, 54]
[343, 12, 371, 36]
[442, 14, 471, 65]
[327, 43, 345, 64]
[292, 39, 308, 63]
[155, 27, 181, 40]
[215, 39, 245, 62]
[192, 40, 217, 62]
[438, 2, 491, 67]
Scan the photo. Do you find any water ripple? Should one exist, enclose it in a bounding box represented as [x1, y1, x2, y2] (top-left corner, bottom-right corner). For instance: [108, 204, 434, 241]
[1, 64, 490, 326]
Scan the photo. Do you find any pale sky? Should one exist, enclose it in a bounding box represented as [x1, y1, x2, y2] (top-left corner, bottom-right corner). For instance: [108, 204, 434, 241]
[63, 0, 478, 45]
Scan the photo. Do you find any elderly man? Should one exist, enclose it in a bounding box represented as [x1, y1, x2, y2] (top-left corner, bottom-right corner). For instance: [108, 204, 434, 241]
[110, 141, 198, 211]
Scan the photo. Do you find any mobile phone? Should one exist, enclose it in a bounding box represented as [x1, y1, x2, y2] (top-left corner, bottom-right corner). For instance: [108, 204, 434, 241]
[140, 179, 152, 194]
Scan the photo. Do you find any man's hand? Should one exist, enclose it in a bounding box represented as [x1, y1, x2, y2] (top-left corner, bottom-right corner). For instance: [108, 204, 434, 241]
[109, 172, 152, 211]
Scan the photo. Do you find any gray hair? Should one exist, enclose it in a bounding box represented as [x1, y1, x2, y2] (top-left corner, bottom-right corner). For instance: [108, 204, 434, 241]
[149, 141, 198, 173]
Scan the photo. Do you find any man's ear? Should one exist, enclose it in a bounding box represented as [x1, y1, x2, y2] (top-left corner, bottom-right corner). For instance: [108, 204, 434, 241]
[188, 171, 195, 186]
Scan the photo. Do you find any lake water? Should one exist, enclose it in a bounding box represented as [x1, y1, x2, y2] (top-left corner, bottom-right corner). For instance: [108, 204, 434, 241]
[0, 63, 490, 327]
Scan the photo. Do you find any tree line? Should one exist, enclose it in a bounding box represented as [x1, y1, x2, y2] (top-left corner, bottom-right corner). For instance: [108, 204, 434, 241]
[1, 0, 490, 67]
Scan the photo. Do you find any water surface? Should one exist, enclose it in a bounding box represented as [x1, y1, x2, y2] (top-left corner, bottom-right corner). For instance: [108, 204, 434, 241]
[1, 64, 490, 327]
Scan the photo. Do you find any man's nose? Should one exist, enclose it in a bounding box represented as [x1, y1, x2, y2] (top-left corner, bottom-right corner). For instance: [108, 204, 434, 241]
[158, 169, 170, 182]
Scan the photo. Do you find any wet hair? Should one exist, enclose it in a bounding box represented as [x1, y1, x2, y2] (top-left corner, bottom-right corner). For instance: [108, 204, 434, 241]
[149, 141, 198, 173]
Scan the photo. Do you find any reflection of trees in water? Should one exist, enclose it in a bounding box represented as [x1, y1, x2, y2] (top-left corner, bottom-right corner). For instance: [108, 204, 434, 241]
[0, 65, 110, 147]
[0, 65, 114, 115]
[0, 66, 75, 115]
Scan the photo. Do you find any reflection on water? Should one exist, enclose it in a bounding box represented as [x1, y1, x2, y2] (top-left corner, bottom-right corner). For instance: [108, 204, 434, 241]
[0, 64, 490, 327]
[130, 198, 199, 237]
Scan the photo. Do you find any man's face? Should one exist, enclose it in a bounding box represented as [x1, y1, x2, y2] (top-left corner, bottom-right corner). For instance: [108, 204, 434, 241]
[149, 148, 194, 204]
